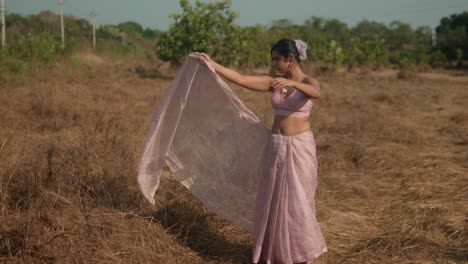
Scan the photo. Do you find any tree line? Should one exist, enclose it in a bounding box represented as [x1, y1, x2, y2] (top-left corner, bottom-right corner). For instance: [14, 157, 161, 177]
[0, 10, 159, 74]
[1, 0, 467, 75]
[158, 0, 467, 69]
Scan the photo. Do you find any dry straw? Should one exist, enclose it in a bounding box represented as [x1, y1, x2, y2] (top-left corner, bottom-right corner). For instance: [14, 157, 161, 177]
[0, 53, 466, 263]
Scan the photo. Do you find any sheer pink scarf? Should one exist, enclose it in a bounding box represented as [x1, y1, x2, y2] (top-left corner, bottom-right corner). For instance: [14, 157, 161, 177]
[138, 53, 270, 233]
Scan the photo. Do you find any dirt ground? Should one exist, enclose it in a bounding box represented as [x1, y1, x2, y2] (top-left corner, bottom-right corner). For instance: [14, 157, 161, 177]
[0, 53, 466, 263]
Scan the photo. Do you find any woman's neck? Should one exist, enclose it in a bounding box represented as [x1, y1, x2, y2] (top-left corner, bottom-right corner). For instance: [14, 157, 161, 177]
[286, 64, 305, 81]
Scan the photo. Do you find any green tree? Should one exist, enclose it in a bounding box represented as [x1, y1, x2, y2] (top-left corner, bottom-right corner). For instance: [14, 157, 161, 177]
[117, 21, 144, 37]
[242, 25, 271, 67]
[156, 0, 246, 66]
[387, 21, 417, 50]
[352, 20, 388, 42]
[303, 16, 350, 45]
[345, 35, 389, 66]
[346, 37, 366, 65]
[322, 19, 350, 45]
[142, 28, 162, 40]
[435, 12, 468, 63]
[415, 26, 433, 49]
[97, 25, 122, 40]
[6, 32, 60, 64]
[325, 40, 344, 70]
[429, 50, 448, 67]
[271, 18, 293, 29]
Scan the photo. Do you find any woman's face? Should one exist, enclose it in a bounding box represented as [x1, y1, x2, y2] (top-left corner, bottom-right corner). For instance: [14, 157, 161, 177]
[271, 50, 291, 74]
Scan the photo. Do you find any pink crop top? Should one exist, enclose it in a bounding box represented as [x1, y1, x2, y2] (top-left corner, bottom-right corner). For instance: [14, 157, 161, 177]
[271, 87, 313, 117]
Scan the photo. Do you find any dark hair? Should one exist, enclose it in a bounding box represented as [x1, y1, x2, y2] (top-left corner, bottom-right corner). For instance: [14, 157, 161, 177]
[271, 38, 301, 62]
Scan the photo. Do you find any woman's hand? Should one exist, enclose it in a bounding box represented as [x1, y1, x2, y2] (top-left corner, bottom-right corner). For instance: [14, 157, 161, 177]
[196, 52, 215, 67]
[272, 76, 321, 99]
[270, 77, 295, 89]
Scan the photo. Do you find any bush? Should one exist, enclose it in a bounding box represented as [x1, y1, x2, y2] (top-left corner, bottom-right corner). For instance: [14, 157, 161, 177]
[5, 58, 27, 74]
[0, 48, 9, 60]
[429, 50, 448, 68]
[346, 37, 366, 65]
[97, 25, 123, 40]
[34, 33, 61, 64]
[435, 12, 468, 61]
[69, 57, 85, 68]
[390, 50, 413, 67]
[390, 46, 432, 68]
[412, 45, 430, 65]
[324, 40, 344, 70]
[156, 0, 247, 66]
[6, 32, 60, 64]
[455, 48, 464, 66]
[345, 35, 389, 66]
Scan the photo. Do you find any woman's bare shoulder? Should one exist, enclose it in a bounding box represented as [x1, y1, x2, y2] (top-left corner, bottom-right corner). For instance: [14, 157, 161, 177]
[302, 75, 320, 86]
[270, 73, 284, 78]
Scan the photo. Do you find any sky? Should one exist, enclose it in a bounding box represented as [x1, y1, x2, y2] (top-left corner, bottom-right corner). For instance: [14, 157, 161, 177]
[6, 0, 468, 31]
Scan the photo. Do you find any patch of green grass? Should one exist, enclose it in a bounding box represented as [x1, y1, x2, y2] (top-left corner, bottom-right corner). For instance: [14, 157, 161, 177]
[5, 58, 27, 74]
[69, 57, 85, 69]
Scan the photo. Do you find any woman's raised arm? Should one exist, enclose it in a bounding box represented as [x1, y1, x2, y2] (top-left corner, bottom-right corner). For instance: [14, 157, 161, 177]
[197, 53, 273, 92]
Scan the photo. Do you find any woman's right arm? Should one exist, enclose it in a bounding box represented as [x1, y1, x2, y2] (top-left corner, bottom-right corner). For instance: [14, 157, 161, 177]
[198, 53, 272, 92]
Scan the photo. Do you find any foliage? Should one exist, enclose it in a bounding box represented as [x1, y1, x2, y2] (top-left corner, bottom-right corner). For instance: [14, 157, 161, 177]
[414, 26, 433, 49]
[389, 50, 414, 68]
[412, 45, 430, 65]
[435, 11, 468, 62]
[97, 25, 123, 40]
[0, 31, 62, 74]
[346, 35, 389, 65]
[429, 50, 448, 68]
[156, 0, 247, 66]
[117, 21, 144, 36]
[387, 21, 417, 50]
[324, 40, 344, 70]
[5, 32, 60, 64]
[303, 17, 350, 45]
[346, 38, 366, 65]
[389, 45, 431, 69]
[69, 57, 85, 68]
[455, 48, 464, 65]
[241, 25, 272, 67]
[352, 20, 388, 42]
[2, 8, 467, 70]
[5, 58, 27, 74]
[142, 28, 162, 40]
[5, 11, 92, 43]
[308, 45, 327, 62]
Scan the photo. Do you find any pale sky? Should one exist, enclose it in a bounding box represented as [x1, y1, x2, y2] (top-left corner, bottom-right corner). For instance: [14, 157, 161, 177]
[6, 0, 468, 31]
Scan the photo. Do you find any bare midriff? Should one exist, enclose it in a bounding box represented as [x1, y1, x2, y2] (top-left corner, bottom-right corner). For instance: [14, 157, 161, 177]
[271, 115, 311, 135]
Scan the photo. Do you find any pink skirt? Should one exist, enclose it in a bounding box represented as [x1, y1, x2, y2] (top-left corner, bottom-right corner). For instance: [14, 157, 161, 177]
[252, 131, 327, 264]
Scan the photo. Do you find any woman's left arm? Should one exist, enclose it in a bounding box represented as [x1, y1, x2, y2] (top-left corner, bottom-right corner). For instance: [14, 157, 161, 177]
[271, 77, 320, 99]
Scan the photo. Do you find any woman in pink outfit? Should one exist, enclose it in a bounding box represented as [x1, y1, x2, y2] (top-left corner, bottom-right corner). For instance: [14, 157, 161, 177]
[198, 38, 327, 264]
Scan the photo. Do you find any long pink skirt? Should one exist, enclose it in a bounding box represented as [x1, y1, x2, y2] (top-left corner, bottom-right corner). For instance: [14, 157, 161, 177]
[252, 131, 327, 264]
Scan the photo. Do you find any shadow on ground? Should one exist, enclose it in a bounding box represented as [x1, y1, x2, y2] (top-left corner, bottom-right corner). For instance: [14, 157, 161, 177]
[149, 200, 252, 264]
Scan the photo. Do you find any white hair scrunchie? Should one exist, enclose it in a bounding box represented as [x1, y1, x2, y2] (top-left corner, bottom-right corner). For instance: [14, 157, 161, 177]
[295, 39, 308, 61]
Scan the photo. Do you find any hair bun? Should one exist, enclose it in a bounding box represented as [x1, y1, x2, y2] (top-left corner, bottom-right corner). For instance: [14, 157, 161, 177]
[295, 39, 308, 61]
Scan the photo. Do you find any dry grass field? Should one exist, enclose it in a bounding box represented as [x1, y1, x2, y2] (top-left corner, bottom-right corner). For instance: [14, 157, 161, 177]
[0, 52, 467, 263]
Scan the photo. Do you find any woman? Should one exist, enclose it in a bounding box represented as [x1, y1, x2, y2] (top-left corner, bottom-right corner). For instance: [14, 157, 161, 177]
[198, 38, 327, 264]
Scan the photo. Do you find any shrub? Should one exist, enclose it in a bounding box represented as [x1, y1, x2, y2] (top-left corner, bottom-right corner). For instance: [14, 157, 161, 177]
[412, 45, 430, 65]
[156, 0, 247, 66]
[429, 50, 448, 68]
[309, 45, 327, 62]
[345, 35, 389, 66]
[69, 57, 85, 68]
[5, 58, 27, 74]
[6, 32, 60, 64]
[390, 50, 413, 67]
[324, 40, 344, 70]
